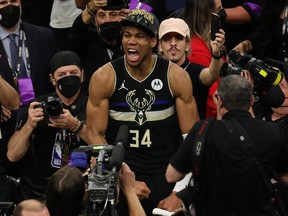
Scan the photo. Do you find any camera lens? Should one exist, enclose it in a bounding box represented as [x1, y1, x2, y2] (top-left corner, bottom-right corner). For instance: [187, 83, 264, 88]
[45, 96, 63, 118]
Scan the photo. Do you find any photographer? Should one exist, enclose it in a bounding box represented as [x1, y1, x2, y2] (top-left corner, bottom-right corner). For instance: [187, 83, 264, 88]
[6, 51, 88, 203]
[166, 75, 288, 215]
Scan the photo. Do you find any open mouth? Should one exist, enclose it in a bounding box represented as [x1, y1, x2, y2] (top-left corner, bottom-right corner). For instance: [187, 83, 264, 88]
[127, 49, 139, 61]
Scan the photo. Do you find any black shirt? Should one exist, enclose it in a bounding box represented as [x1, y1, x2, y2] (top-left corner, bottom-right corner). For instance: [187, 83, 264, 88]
[171, 110, 288, 215]
[70, 15, 123, 94]
[16, 92, 88, 203]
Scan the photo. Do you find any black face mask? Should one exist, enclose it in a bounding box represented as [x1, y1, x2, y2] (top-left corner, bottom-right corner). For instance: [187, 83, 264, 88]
[261, 85, 285, 108]
[98, 21, 122, 41]
[57, 76, 81, 98]
[0, 5, 20, 28]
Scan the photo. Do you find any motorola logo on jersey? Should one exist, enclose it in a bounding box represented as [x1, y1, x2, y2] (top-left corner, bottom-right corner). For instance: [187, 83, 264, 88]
[151, 79, 163, 91]
[126, 89, 155, 125]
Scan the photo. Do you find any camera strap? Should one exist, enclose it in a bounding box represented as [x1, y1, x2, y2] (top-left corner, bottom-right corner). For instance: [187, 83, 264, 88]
[221, 117, 273, 195]
[177, 118, 216, 207]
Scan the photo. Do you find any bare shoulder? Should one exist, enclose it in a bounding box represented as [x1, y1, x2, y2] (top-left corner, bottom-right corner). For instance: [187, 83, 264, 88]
[89, 63, 116, 98]
[168, 61, 189, 81]
[168, 62, 191, 96]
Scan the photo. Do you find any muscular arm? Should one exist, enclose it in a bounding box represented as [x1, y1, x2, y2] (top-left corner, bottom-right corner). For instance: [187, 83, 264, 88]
[86, 64, 115, 144]
[0, 75, 20, 110]
[169, 63, 199, 134]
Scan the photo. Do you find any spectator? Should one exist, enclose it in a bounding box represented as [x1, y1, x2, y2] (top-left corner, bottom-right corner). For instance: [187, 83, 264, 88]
[86, 9, 199, 215]
[158, 17, 225, 119]
[46, 165, 85, 216]
[156, 17, 224, 212]
[50, 0, 82, 51]
[13, 199, 50, 216]
[0, 0, 57, 201]
[6, 51, 88, 203]
[70, 0, 129, 94]
[220, 0, 262, 53]
[166, 75, 288, 215]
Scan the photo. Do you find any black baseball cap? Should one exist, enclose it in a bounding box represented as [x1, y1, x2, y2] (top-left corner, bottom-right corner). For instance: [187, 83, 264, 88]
[51, 51, 82, 74]
[121, 9, 159, 37]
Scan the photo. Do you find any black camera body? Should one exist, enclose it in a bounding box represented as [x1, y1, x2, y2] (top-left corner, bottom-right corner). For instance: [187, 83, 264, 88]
[221, 50, 283, 91]
[36, 96, 63, 119]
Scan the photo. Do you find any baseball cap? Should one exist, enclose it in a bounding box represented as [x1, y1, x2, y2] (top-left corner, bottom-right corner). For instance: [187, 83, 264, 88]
[51, 51, 82, 74]
[121, 9, 159, 37]
[158, 18, 190, 40]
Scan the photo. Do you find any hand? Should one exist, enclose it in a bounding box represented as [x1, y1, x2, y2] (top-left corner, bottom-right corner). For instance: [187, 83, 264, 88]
[90, 0, 108, 9]
[48, 108, 77, 130]
[241, 70, 254, 89]
[135, 180, 151, 200]
[210, 29, 225, 56]
[1, 106, 12, 122]
[233, 42, 246, 56]
[27, 102, 45, 129]
[157, 191, 182, 212]
[119, 162, 136, 193]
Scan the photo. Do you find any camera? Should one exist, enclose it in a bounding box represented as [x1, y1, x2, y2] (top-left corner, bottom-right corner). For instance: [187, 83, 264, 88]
[35, 96, 63, 119]
[72, 125, 128, 216]
[103, 0, 129, 10]
[221, 50, 283, 91]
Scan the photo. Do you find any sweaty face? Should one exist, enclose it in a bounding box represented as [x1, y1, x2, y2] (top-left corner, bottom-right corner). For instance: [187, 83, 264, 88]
[122, 26, 157, 67]
[159, 32, 189, 64]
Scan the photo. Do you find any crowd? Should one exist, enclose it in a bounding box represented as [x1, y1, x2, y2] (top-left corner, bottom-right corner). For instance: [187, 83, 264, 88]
[0, 0, 287, 216]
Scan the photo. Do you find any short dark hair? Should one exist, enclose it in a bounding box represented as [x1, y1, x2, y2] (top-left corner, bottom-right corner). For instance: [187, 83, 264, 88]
[46, 165, 85, 216]
[217, 75, 253, 110]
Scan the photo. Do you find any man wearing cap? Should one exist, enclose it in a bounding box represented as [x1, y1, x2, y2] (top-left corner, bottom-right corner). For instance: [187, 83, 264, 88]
[86, 9, 199, 215]
[158, 17, 225, 119]
[156, 18, 225, 211]
[70, 0, 129, 94]
[6, 51, 88, 203]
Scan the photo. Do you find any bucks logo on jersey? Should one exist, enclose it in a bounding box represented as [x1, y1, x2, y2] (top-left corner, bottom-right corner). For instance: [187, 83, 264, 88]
[126, 89, 155, 125]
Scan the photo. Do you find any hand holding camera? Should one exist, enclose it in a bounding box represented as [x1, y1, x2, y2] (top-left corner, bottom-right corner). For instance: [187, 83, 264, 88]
[48, 109, 78, 130]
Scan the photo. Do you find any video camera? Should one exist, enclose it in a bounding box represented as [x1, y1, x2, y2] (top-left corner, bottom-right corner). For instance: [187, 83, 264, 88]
[72, 125, 129, 216]
[35, 95, 63, 119]
[221, 50, 284, 91]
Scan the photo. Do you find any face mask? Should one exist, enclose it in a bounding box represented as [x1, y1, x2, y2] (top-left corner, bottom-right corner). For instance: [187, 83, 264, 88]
[98, 21, 122, 41]
[0, 5, 20, 28]
[57, 76, 81, 98]
[261, 85, 285, 108]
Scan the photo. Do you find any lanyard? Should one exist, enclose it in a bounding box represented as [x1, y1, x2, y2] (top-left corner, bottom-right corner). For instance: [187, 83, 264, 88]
[12, 24, 31, 79]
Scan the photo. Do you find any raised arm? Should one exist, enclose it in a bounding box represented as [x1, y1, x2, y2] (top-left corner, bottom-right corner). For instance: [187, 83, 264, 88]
[86, 64, 115, 144]
[7, 102, 44, 162]
[199, 29, 225, 86]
